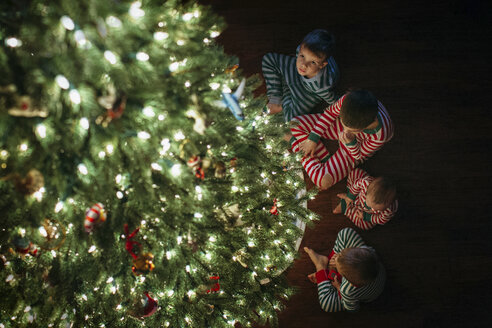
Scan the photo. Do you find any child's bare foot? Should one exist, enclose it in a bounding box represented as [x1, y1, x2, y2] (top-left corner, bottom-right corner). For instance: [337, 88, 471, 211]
[304, 247, 329, 271]
[333, 202, 342, 214]
[267, 103, 282, 114]
[307, 272, 317, 283]
[283, 132, 293, 142]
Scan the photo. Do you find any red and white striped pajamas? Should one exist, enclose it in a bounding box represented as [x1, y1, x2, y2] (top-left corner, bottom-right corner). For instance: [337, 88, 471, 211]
[341, 168, 398, 230]
[290, 95, 394, 188]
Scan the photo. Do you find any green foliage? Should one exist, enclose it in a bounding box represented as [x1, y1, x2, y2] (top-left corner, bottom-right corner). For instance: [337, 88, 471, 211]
[0, 0, 319, 327]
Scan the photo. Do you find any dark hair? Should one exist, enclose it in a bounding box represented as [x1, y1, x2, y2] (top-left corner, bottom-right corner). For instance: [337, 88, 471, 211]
[301, 29, 335, 60]
[338, 247, 379, 286]
[340, 90, 379, 129]
[369, 176, 397, 205]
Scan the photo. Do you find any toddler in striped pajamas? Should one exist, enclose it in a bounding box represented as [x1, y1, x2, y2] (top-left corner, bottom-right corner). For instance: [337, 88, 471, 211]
[304, 227, 386, 312]
[289, 89, 394, 190]
[262, 29, 339, 122]
[333, 168, 398, 230]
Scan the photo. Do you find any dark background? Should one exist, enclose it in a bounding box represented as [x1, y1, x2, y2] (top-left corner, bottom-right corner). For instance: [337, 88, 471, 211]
[202, 0, 492, 327]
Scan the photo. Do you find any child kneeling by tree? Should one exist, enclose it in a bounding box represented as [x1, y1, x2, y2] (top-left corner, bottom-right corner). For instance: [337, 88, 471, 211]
[304, 227, 385, 312]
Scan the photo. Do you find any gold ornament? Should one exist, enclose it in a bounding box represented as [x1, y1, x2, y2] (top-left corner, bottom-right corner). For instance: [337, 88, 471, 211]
[38, 218, 66, 251]
[132, 252, 155, 276]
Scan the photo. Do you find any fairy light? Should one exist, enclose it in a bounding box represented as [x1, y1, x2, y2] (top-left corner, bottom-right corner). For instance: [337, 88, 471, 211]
[158, 114, 165, 120]
[153, 32, 169, 40]
[129, 2, 145, 18]
[167, 289, 174, 297]
[78, 164, 88, 175]
[60, 16, 75, 30]
[160, 138, 170, 154]
[185, 265, 190, 272]
[115, 174, 122, 184]
[169, 62, 179, 72]
[105, 144, 114, 154]
[104, 51, 117, 64]
[166, 251, 172, 259]
[88, 245, 97, 253]
[74, 30, 87, 46]
[98, 151, 105, 159]
[106, 16, 122, 28]
[185, 81, 191, 87]
[231, 186, 239, 192]
[209, 82, 220, 90]
[51, 250, 56, 257]
[210, 31, 220, 38]
[39, 226, 48, 237]
[194, 212, 203, 218]
[55, 75, 70, 89]
[177, 236, 183, 244]
[151, 163, 162, 171]
[195, 185, 202, 194]
[183, 13, 193, 21]
[171, 164, 181, 176]
[6, 274, 14, 282]
[136, 52, 149, 61]
[138, 131, 150, 139]
[0, 150, 8, 159]
[55, 201, 64, 213]
[115, 190, 122, 199]
[203, 38, 210, 44]
[69, 89, 81, 104]
[173, 131, 185, 140]
[176, 39, 185, 46]
[5, 37, 22, 47]
[222, 86, 232, 93]
[80, 118, 89, 130]
[236, 126, 244, 131]
[36, 124, 47, 138]
[142, 106, 155, 117]
[187, 290, 195, 298]
[106, 277, 114, 283]
[248, 241, 255, 247]
[32, 187, 45, 201]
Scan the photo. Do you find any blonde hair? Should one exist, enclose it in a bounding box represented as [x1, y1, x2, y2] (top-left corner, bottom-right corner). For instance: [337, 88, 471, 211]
[367, 176, 396, 206]
[337, 247, 379, 286]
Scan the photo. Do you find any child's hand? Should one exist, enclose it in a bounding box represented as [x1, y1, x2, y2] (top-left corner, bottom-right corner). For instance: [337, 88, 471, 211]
[332, 276, 341, 291]
[267, 103, 283, 114]
[339, 130, 355, 144]
[336, 193, 353, 205]
[299, 139, 317, 157]
[328, 253, 338, 271]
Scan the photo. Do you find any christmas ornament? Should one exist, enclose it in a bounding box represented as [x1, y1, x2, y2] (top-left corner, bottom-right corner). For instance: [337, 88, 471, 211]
[123, 224, 141, 260]
[206, 275, 220, 293]
[229, 157, 237, 172]
[11, 236, 39, 257]
[214, 161, 226, 178]
[270, 198, 278, 215]
[96, 84, 126, 126]
[225, 64, 239, 74]
[130, 292, 158, 318]
[213, 78, 246, 121]
[8, 95, 48, 118]
[132, 252, 155, 276]
[1, 169, 45, 195]
[186, 96, 207, 135]
[38, 218, 66, 251]
[187, 155, 204, 179]
[84, 203, 106, 233]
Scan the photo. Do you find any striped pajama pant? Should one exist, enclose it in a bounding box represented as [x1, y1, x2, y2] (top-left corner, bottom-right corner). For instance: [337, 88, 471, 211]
[290, 114, 356, 188]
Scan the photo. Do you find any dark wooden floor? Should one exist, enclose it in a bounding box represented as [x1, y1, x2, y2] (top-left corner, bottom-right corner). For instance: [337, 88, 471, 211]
[202, 0, 492, 327]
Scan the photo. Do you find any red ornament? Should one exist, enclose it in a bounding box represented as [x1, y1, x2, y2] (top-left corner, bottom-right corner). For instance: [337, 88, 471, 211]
[206, 276, 220, 293]
[124, 224, 141, 260]
[270, 198, 278, 215]
[142, 292, 158, 317]
[84, 203, 106, 233]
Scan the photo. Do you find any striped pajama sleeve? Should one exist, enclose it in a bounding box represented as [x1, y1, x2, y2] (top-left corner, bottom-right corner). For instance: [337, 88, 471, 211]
[307, 95, 345, 143]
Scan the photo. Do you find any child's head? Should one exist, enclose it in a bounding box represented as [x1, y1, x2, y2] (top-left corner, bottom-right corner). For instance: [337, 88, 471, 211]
[366, 176, 397, 210]
[296, 29, 335, 79]
[340, 90, 379, 131]
[336, 247, 379, 286]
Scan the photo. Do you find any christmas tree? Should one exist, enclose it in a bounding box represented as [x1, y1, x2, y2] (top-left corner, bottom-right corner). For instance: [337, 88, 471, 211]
[0, 1, 318, 327]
